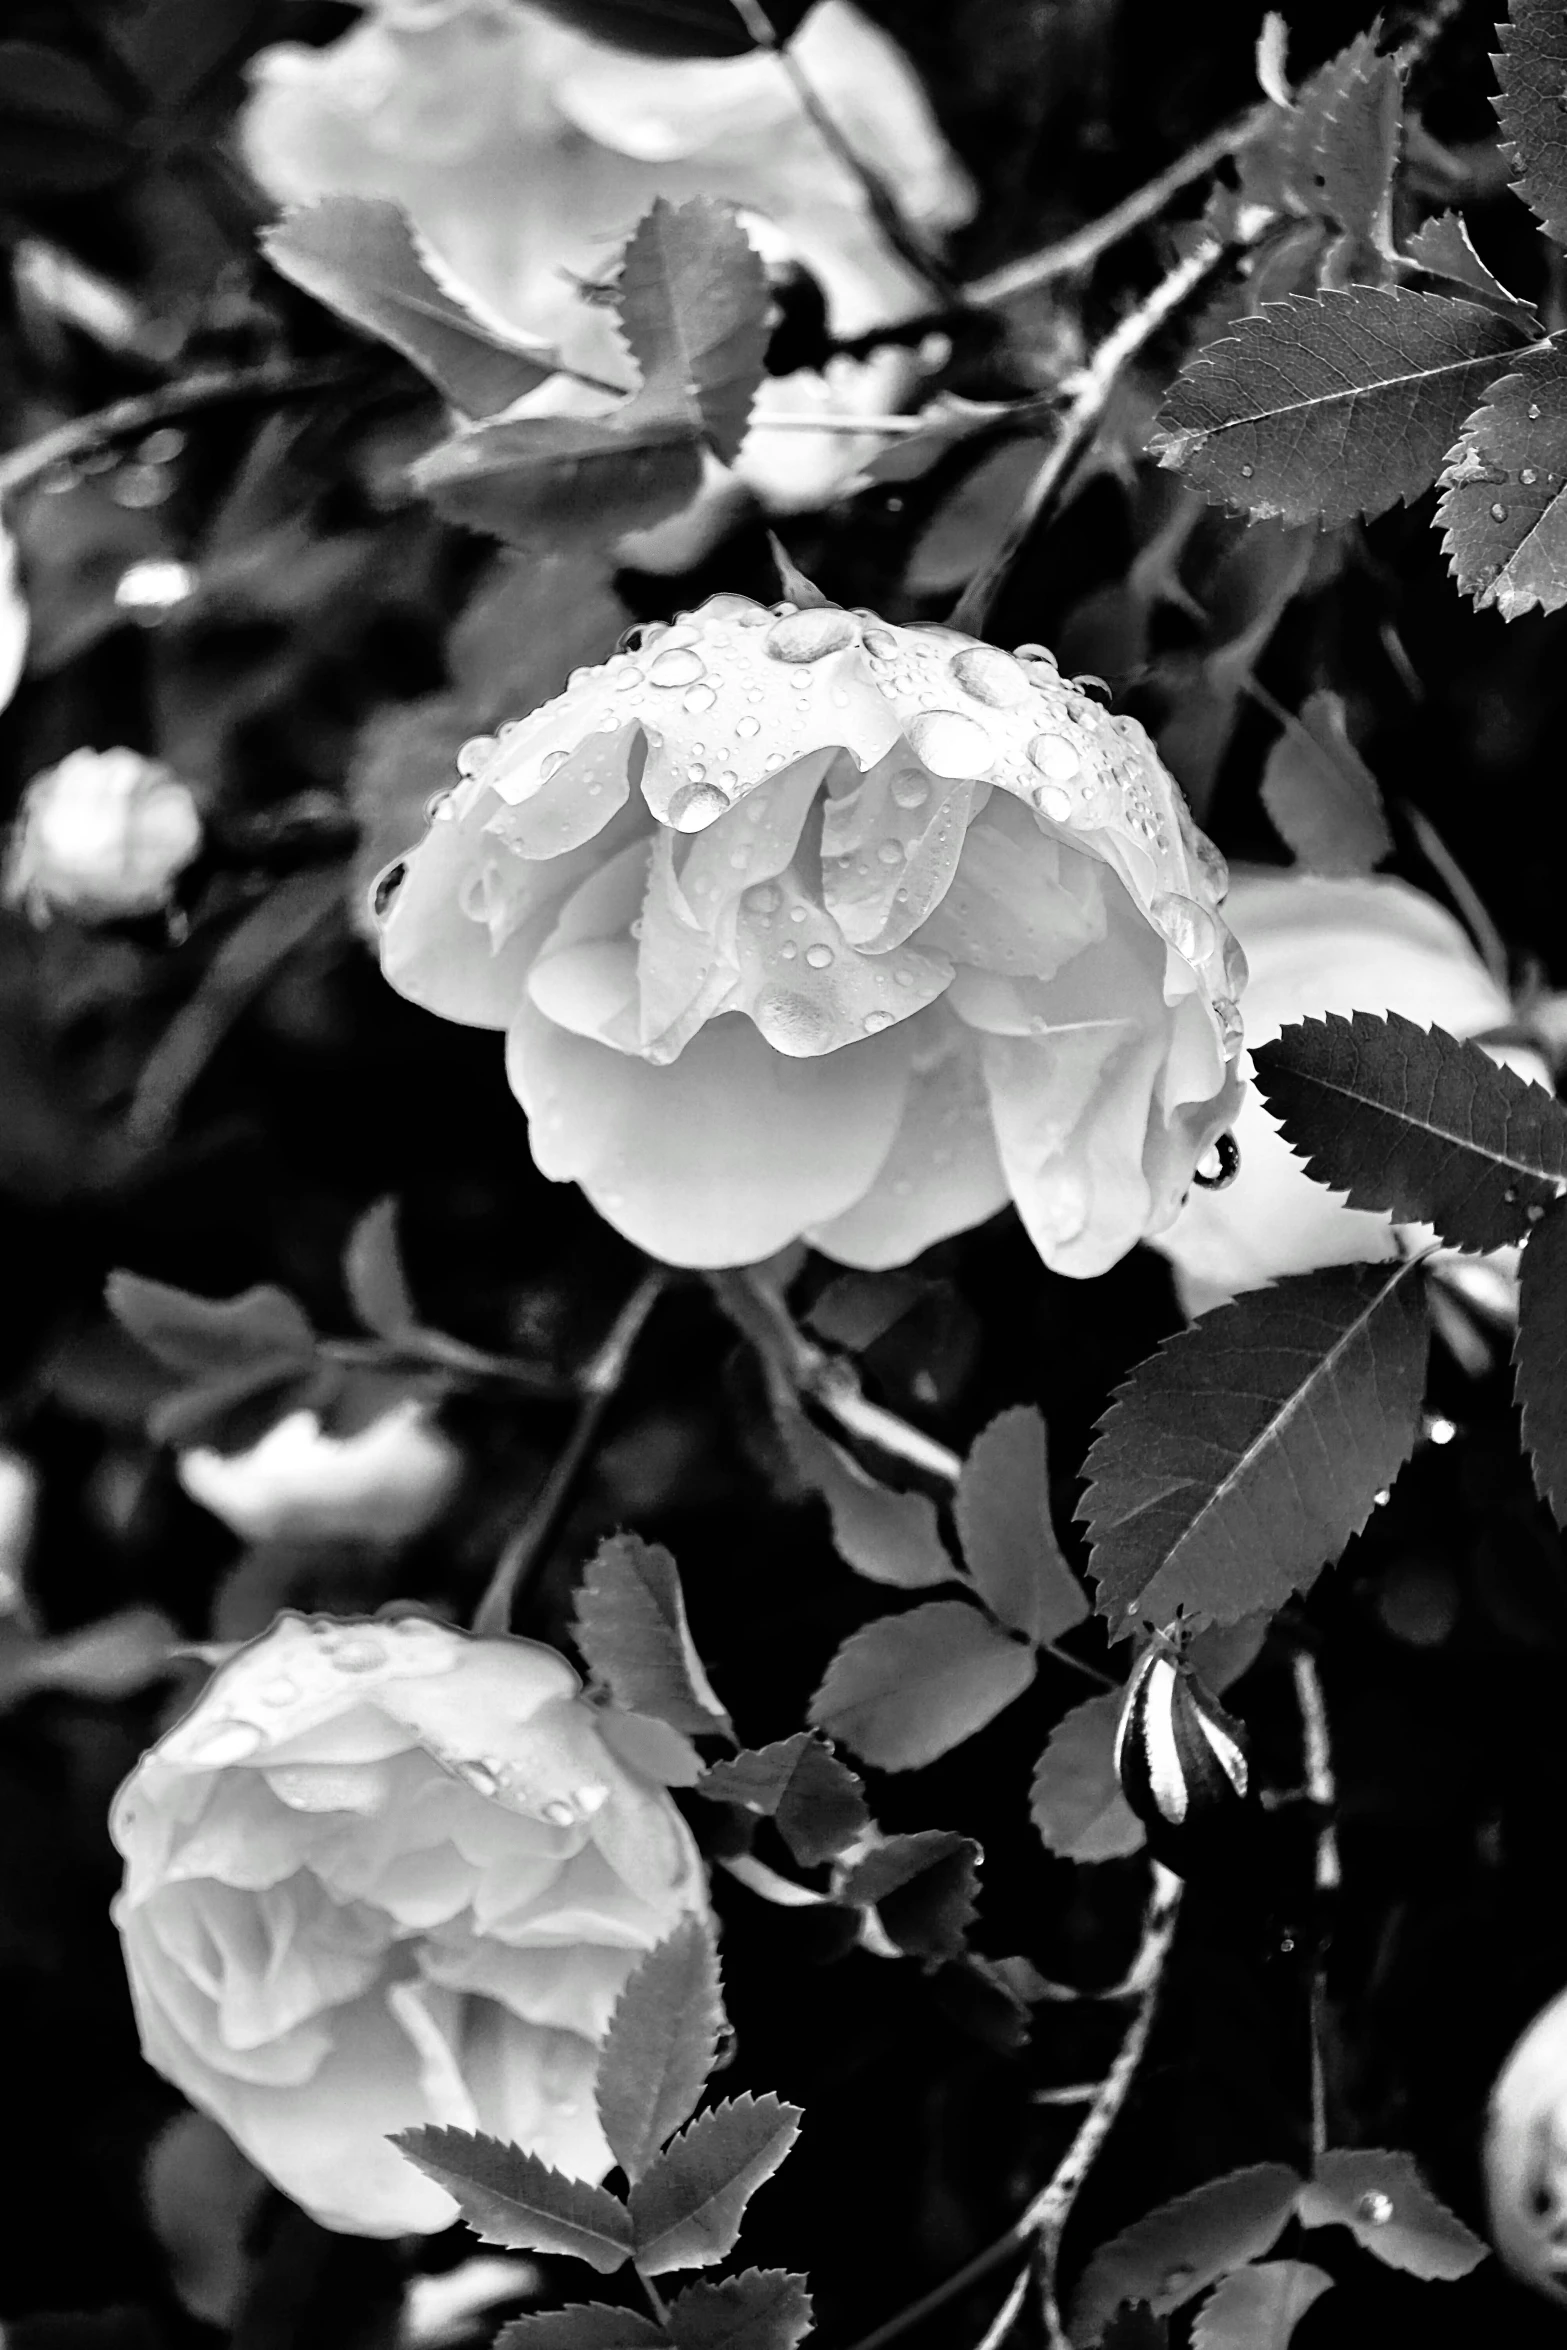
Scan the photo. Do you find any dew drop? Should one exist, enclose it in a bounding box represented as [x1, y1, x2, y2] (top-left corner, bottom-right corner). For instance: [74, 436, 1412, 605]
[1530, 402, 1544, 420]
[1357, 2191, 1394, 2226]
[863, 1009, 895, 1032]
[1522, 467, 1540, 486]
[687, 764, 707, 782]
[463, 1761, 501, 1797]
[1491, 501, 1508, 522]
[649, 646, 706, 687]
[682, 683, 717, 714]
[745, 881, 782, 916]
[877, 838, 906, 865]
[539, 748, 570, 780]
[457, 734, 495, 776]
[1239, 463, 1254, 478]
[541, 1798, 578, 1827]
[574, 1782, 609, 1814]
[950, 644, 1033, 709]
[779, 941, 798, 960]
[1152, 891, 1217, 965]
[667, 780, 731, 831]
[1162, 2265, 1197, 2293]
[765, 607, 858, 663]
[890, 770, 929, 810]
[1035, 784, 1073, 822]
[863, 627, 900, 659]
[805, 942, 835, 969]
[187, 1717, 264, 1765]
[327, 1632, 386, 1673]
[1028, 731, 1082, 782]
[1213, 995, 1244, 1053]
[613, 665, 642, 691]
[736, 715, 761, 739]
[907, 707, 995, 778]
[371, 859, 407, 920]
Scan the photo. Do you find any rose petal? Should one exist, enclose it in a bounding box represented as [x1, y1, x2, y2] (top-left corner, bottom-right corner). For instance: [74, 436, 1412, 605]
[420, 1937, 635, 2039]
[464, 2004, 611, 2184]
[145, 1876, 387, 2054]
[917, 795, 1107, 977]
[820, 749, 977, 951]
[476, 1840, 677, 1949]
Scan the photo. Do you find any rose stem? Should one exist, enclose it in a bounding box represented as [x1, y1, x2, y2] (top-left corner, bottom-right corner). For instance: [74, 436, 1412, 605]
[1292, 1647, 1340, 2163]
[471, 1269, 668, 1639]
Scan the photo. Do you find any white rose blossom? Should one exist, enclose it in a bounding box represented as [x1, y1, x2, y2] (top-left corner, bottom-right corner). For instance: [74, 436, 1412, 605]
[177, 1401, 462, 1546]
[1487, 1983, 1567, 2302]
[112, 1613, 710, 2235]
[4, 746, 201, 924]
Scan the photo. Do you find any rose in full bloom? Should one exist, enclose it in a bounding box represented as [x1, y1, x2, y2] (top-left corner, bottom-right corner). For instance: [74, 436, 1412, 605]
[177, 1401, 462, 1546]
[4, 746, 200, 924]
[374, 596, 1245, 1274]
[1152, 870, 1548, 1315]
[241, 0, 971, 361]
[1487, 1984, 1567, 2301]
[112, 1613, 709, 2234]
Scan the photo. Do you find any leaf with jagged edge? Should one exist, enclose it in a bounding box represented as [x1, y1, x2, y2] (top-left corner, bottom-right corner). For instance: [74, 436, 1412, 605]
[1029, 1691, 1146, 1863]
[392, 2130, 631, 2272]
[1297, 2150, 1487, 2278]
[696, 1733, 871, 1866]
[1515, 1195, 1567, 1527]
[809, 1601, 1036, 1769]
[494, 2311, 664, 2350]
[955, 1405, 1090, 1643]
[1496, 0, 1567, 250]
[595, 1918, 726, 2186]
[1151, 288, 1524, 525]
[1253, 1012, 1567, 1249]
[575, 1534, 735, 1740]
[628, 2096, 802, 2276]
[664, 2269, 814, 2350]
[1259, 691, 1392, 875]
[1403, 212, 1539, 332]
[1190, 2263, 1333, 2350]
[413, 394, 704, 549]
[834, 1830, 981, 1958]
[263, 199, 555, 417]
[1083, 1261, 1430, 1639]
[1298, 33, 1402, 286]
[614, 199, 770, 463]
[1437, 339, 1567, 618]
[1070, 2165, 1304, 2343]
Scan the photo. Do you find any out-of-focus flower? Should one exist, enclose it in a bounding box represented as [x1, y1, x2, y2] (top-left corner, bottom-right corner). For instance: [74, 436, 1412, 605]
[375, 596, 1244, 1275]
[4, 746, 201, 924]
[241, 0, 972, 364]
[178, 1400, 461, 1546]
[2, 518, 27, 709]
[112, 1612, 709, 2234]
[1487, 1984, 1567, 2302]
[1152, 870, 1547, 1315]
[0, 1446, 39, 1618]
[737, 350, 925, 515]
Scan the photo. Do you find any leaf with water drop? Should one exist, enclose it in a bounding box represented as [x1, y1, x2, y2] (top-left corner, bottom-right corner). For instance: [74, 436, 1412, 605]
[1070, 2165, 1303, 2342]
[1296, 2150, 1487, 2279]
[392, 2130, 632, 2271]
[1438, 339, 1567, 618]
[1495, 0, 1567, 249]
[809, 1600, 1036, 1769]
[1190, 2262, 1333, 2350]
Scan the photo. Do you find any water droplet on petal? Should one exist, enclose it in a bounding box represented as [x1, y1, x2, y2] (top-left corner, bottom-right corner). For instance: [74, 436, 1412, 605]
[649, 647, 706, 687]
[876, 838, 906, 865]
[1357, 2192, 1394, 2226]
[736, 715, 761, 739]
[573, 1783, 609, 1814]
[1213, 995, 1244, 1052]
[327, 1632, 386, 1672]
[463, 1761, 501, 1797]
[907, 707, 995, 778]
[863, 1009, 895, 1032]
[765, 608, 858, 662]
[802, 941, 835, 971]
[541, 1798, 577, 1827]
[371, 859, 407, 920]
[1036, 784, 1073, 822]
[745, 881, 782, 916]
[950, 644, 1033, 708]
[863, 627, 900, 659]
[667, 781, 731, 831]
[1152, 891, 1217, 965]
[1028, 732, 1082, 782]
[188, 1717, 264, 1765]
[682, 684, 717, 714]
[457, 734, 495, 776]
[890, 770, 929, 810]
[539, 748, 570, 780]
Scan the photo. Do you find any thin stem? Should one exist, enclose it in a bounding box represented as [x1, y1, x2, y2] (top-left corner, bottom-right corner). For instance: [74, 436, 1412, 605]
[636, 2270, 672, 2327]
[1402, 803, 1511, 991]
[972, 2260, 1031, 2350]
[471, 1272, 667, 1638]
[950, 235, 1233, 636]
[1292, 1650, 1339, 2164]
[1041, 1639, 1116, 1693]
[747, 412, 926, 436]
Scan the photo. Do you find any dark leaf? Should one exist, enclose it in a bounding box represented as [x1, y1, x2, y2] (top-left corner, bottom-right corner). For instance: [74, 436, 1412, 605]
[956, 1405, 1091, 1642]
[833, 1829, 981, 1958]
[264, 199, 555, 418]
[393, 2129, 632, 2272]
[808, 1601, 1036, 1769]
[108, 1274, 316, 1383]
[628, 2096, 802, 2277]
[1029, 1691, 1146, 1864]
[1296, 2150, 1487, 2279]
[344, 1197, 416, 1340]
[615, 199, 770, 463]
[697, 1734, 871, 1866]
[1495, 0, 1567, 248]
[1152, 289, 1523, 525]
[575, 1534, 734, 1740]
[1070, 2165, 1303, 2342]
[1083, 1262, 1430, 1637]
[413, 394, 704, 549]
[525, 0, 813, 60]
[1253, 1011, 1567, 1249]
[766, 535, 833, 610]
[495, 2308, 665, 2349]
[1191, 2262, 1333, 2350]
[664, 2270, 814, 2350]
[1402, 212, 1538, 331]
[1437, 339, 1567, 618]
[782, 1407, 956, 1588]
[0, 43, 134, 194]
[1259, 691, 1392, 875]
[596, 1918, 727, 2185]
[1516, 1196, 1567, 1526]
[112, 0, 274, 117]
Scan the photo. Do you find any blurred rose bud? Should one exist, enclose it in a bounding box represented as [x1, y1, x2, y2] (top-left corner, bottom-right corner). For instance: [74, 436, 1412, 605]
[1152, 871, 1549, 1315]
[4, 746, 201, 923]
[240, 0, 972, 362]
[1486, 1984, 1567, 2300]
[1113, 1644, 1252, 1876]
[112, 1612, 710, 2234]
[373, 596, 1244, 1274]
[177, 1400, 461, 1546]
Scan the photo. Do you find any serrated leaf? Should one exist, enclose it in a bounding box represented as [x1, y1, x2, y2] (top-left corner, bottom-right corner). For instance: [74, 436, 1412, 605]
[1029, 1692, 1146, 1864]
[495, 2309, 665, 2350]
[1152, 289, 1523, 526]
[526, 0, 812, 59]
[262, 199, 554, 418]
[1191, 2261, 1333, 2350]
[665, 2268, 813, 2350]
[1496, 0, 1567, 248]
[597, 1708, 705, 1787]
[1403, 212, 1538, 331]
[1300, 34, 1401, 283]
[808, 1601, 1036, 1770]
[575, 1534, 734, 1740]
[614, 200, 769, 464]
[344, 1197, 416, 1339]
[413, 393, 704, 550]
[955, 1406, 1089, 1643]
[697, 1734, 870, 1866]
[108, 1274, 317, 1382]
[393, 2129, 632, 2272]
[1259, 692, 1392, 875]
[833, 1829, 980, 1958]
[1437, 339, 1567, 617]
[1071, 2165, 1303, 2342]
[628, 2096, 802, 2277]
[1516, 1196, 1567, 1525]
[1253, 1011, 1567, 1249]
[1083, 1262, 1430, 1639]
[781, 1406, 956, 1588]
[1296, 2149, 1487, 2279]
[596, 1919, 726, 2185]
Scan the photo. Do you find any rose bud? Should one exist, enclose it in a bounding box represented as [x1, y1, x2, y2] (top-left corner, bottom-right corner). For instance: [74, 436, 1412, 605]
[373, 597, 1244, 1276]
[177, 1400, 461, 1547]
[4, 746, 201, 924]
[1486, 1984, 1567, 2300]
[1113, 1644, 1252, 1876]
[111, 1613, 710, 2235]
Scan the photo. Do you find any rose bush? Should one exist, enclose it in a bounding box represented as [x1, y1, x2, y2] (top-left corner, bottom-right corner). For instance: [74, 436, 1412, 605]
[1153, 870, 1543, 1314]
[112, 1613, 708, 2235]
[177, 1401, 462, 1546]
[4, 747, 200, 924]
[374, 596, 1245, 1274]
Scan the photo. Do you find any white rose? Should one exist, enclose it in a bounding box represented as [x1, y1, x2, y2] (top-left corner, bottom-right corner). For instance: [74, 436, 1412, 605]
[177, 1401, 461, 1545]
[112, 1612, 710, 2234]
[4, 747, 201, 923]
[1487, 1984, 1567, 2301]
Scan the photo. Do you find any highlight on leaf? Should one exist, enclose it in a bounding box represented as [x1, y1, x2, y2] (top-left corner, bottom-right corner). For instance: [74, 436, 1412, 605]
[1437, 338, 1567, 619]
